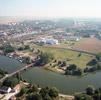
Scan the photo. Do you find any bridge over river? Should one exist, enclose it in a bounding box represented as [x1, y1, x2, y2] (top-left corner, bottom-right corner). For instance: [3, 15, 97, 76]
[0, 63, 34, 83]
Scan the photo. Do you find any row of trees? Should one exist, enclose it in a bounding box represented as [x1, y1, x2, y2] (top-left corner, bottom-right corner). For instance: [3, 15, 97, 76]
[65, 64, 82, 76]
[85, 57, 101, 73]
[75, 86, 101, 100]
[17, 84, 59, 100]
[65, 57, 101, 76]
[0, 43, 31, 54]
[17, 45, 30, 51]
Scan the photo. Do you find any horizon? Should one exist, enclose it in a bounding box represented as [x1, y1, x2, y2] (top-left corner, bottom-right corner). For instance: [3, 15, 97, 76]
[0, 0, 101, 18]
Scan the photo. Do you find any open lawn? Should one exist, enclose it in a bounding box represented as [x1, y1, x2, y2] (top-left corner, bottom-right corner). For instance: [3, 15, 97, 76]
[33, 45, 93, 69]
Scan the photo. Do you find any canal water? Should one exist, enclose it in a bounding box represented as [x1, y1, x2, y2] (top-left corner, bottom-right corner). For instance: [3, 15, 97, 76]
[0, 55, 101, 94]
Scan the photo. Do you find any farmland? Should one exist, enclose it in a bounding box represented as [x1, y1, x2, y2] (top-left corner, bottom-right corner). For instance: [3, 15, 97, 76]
[73, 38, 101, 53]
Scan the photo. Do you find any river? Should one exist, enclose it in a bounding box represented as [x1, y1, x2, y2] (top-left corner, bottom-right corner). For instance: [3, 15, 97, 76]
[0, 55, 101, 94]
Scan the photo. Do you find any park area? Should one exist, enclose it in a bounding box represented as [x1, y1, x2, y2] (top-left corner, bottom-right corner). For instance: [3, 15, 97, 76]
[33, 45, 93, 69]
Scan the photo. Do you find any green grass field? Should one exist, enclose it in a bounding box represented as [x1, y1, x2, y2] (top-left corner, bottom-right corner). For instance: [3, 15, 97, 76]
[33, 45, 93, 69]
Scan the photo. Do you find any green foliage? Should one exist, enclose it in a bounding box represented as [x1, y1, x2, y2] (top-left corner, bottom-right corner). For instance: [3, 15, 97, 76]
[65, 64, 83, 76]
[19, 87, 28, 96]
[0, 68, 7, 76]
[2, 77, 19, 88]
[3, 44, 14, 53]
[40, 87, 50, 98]
[44, 93, 52, 100]
[23, 56, 31, 64]
[17, 47, 24, 51]
[78, 53, 82, 57]
[38, 52, 54, 65]
[24, 45, 30, 50]
[75, 93, 93, 100]
[66, 64, 77, 70]
[31, 84, 39, 93]
[96, 52, 101, 61]
[49, 87, 59, 98]
[75, 86, 101, 100]
[27, 93, 42, 100]
[60, 61, 67, 67]
[86, 86, 95, 95]
[87, 59, 97, 66]
[17, 45, 30, 51]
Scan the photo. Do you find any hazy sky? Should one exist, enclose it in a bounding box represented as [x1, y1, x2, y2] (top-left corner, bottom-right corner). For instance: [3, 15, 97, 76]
[0, 0, 101, 18]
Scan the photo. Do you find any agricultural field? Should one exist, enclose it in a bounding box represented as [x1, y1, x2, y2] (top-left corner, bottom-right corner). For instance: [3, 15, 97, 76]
[73, 38, 101, 53]
[33, 45, 93, 69]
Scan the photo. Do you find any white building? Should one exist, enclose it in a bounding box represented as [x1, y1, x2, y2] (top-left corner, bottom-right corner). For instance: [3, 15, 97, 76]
[0, 86, 12, 93]
[38, 38, 59, 45]
[0, 32, 7, 36]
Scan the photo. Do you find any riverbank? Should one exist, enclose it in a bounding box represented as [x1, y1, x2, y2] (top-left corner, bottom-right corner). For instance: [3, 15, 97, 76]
[22, 82, 74, 100]
[43, 66, 65, 74]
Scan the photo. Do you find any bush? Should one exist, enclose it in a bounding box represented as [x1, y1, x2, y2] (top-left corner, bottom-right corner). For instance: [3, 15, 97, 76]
[75, 93, 93, 100]
[86, 86, 95, 95]
[60, 61, 67, 67]
[19, 87, 27, 96]
[24, 45, 30, 50]
[87, 59, 97, 66]
[3, 77, 19, 88]
[49, 87, 59, 98]
[27, 93, 42, 100]
[40, 87, 50, 98]
[66, 64, 77, 70]
[3, 44, 14, 54]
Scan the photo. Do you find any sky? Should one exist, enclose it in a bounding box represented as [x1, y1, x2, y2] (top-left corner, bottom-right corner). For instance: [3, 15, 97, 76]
[0, 0, 101, 18]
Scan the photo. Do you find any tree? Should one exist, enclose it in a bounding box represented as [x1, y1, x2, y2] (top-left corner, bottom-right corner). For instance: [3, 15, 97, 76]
[60, 61, 67, 67]
[27, 93, 42, 100]
[0, 68, 7, 76]
[23, 56, 31, 64]
[87, 59, 97, 66]
[96, 52, 101, 61]
[3, 44, 14, 54]
[3, 77, 19, 88]
[57, 61, 62, 65]
[44, 93, 52, 100]
[31, 84, 39, 93]
[66, 64, 77, 70]
[73, 68, 83, 76]
[86, 86, 95, 95]
[49, 87, 59, 98]
[18, 47, 24, 51]
[75, 94, 93, 100]
[93, 89, 101, 100]
[24, 45, 30, 50]
[19, 87, 27, 96]
[38, 52, 54, 65]
[40, 87, 50, 98]
[78, 53, 82, 57]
